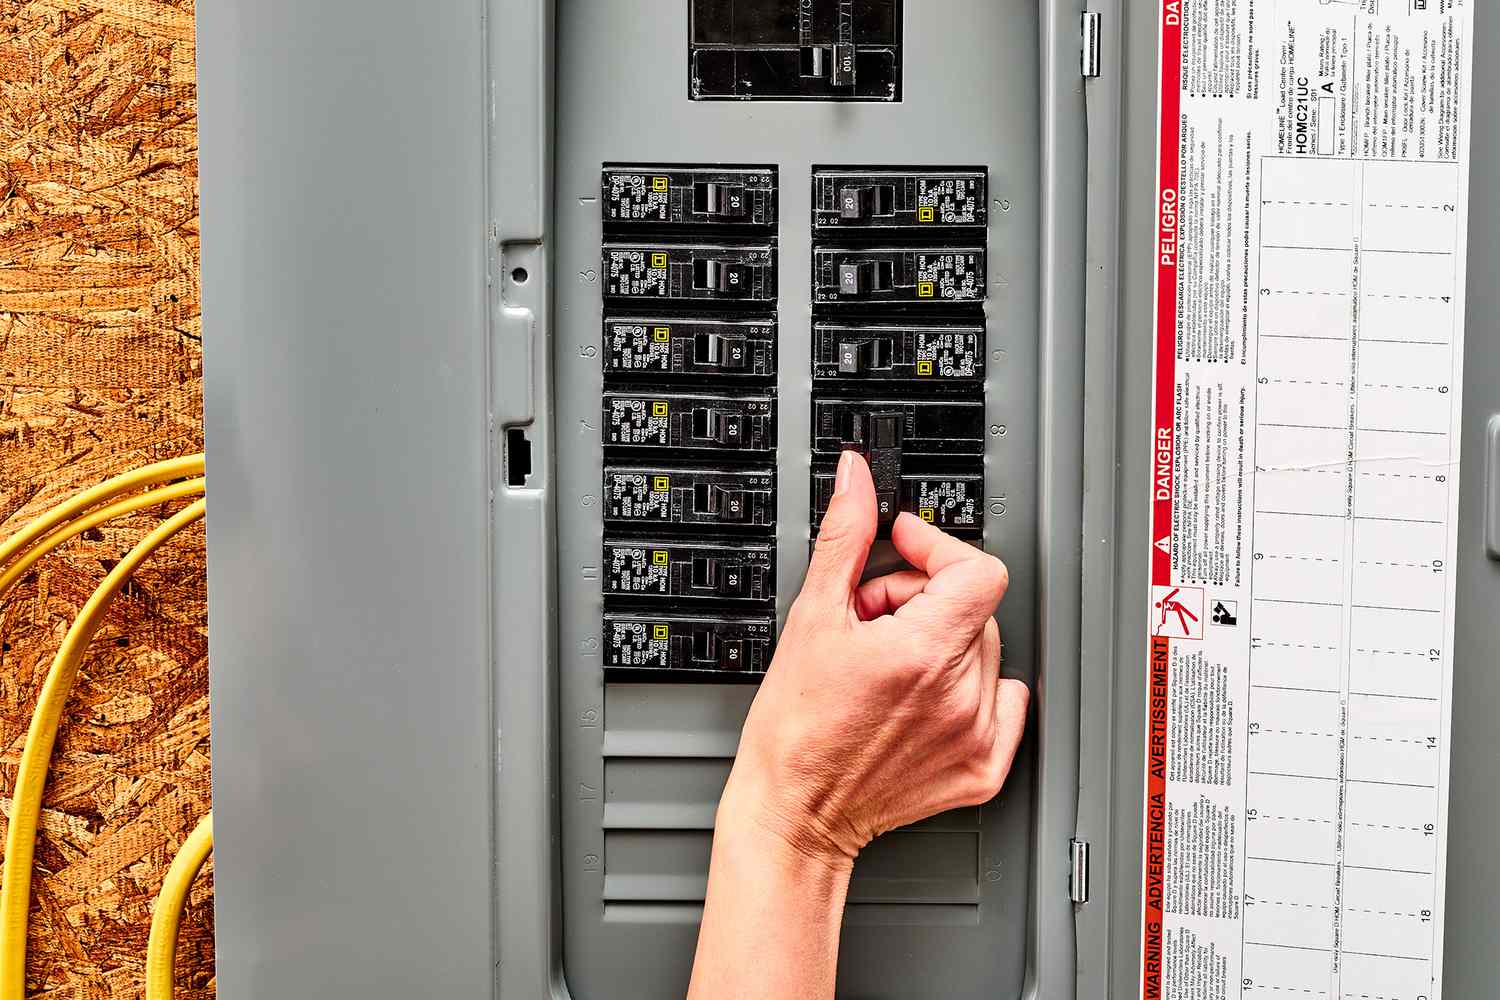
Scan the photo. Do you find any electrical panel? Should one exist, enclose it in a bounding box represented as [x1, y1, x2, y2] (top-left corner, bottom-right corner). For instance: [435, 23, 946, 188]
[600, 165, 779, 680]
[553, 7, 1043, 998]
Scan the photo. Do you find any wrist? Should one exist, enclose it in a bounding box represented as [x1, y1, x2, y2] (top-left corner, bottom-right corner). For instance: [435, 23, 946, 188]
[717, 766, 859, 878]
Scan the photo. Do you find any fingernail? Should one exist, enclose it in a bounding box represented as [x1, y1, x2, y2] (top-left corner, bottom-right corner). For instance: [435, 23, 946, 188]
[833, 450, 855, 496]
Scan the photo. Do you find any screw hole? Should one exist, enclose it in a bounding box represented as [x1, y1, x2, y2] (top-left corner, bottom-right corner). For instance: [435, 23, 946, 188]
[511, 266, 529, 285]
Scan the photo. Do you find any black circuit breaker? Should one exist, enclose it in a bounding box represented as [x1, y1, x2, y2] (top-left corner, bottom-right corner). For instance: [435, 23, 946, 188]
[809, 166, 989, 537]
[688, 0, 903, 102]
[604, 540, 776, 602]
[812, 322, 985, 385]
[812, 168, 988, 230]
[600, 164, 779, 680]
[606, 317, 777, 379]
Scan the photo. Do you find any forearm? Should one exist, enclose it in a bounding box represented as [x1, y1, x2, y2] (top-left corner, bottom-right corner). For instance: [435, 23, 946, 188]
[687, 787, 853, 1000]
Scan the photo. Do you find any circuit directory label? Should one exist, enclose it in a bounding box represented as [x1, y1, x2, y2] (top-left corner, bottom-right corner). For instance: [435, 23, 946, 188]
[1140, 4, 1473, 999]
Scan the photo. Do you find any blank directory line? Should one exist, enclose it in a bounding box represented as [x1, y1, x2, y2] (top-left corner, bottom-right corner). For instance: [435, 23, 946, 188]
[1252, 684, 1340, 694]
[1352, 604, 1442, 614]
[1344, 864, 1434, 876]
[1357, 427, 1446, 436]
[1339, 950, 1429, 963]
[1348, 778, 1436, 789]
[1246, 942, 1331, 954]
[1257, 510, 1344, 519]
[1250, 771, 1336, 782]
[1247, 857, 1335, 868]
[1351, 691, 1440, 703]
[1261, 423, 1346, 431]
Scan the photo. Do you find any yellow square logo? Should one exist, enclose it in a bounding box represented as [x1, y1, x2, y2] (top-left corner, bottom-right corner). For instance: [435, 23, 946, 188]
[651, 401, 669, 418]
[652, 176, 669, 192]
[917, 206, 935, 223]
[652, 326, 671, 342]
[917, 281, 936, 298]
[920, 507, 936, 523]
[652, 549, 669, 566]
[916, 359, 934, 376]
[652, 624, 670, 641]
[650, 252, 668, 269]
[652, 476, 671, 494]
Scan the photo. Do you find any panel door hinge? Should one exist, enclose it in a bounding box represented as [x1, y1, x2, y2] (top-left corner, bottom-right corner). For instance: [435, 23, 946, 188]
[1080, 12, 1103, 78]
[1069, 839, 1091, 903]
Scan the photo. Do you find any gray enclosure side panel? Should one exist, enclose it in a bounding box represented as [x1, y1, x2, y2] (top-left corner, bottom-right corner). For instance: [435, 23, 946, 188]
[551, 3, 1051, 998]
[1107, 3, 1500, 996]
[197, 2, 496, 997]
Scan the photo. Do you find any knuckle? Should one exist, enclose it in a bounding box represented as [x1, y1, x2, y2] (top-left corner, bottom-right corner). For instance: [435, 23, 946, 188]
[978, 555, 1010, 602]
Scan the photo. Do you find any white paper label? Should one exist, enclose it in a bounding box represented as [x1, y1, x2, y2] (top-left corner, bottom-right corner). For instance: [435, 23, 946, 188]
[1138, 3, 1473, 999]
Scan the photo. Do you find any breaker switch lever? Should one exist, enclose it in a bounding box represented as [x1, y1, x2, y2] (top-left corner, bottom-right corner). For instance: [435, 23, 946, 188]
[864, 411, 905, 528]
[690, 407, 745, 446]
[695, 259, 752, 296]
[694, 181, 748, 219]
[695, 332, 749, 370]
[838, 185, 896, 220]
[838, 260, 893, 296]
[837, 337, 893, 374]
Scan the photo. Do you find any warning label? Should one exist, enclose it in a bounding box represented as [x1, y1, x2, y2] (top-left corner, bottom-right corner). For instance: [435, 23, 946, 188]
[1139, 2, 1472, 999]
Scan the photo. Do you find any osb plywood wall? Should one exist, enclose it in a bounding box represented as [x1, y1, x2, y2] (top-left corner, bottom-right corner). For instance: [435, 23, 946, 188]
[0, 1, 213, 996]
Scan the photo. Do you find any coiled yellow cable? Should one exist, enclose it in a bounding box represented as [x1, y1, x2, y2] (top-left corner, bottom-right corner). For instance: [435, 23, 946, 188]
[0, 454, 204, 568]
[0, 477, 207, 596]
[145, 812, 213, 1000]
[0, 499, 207, 1000]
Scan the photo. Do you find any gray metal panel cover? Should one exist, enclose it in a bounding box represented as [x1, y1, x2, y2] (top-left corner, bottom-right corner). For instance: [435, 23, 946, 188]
[197, 1, 495, 996]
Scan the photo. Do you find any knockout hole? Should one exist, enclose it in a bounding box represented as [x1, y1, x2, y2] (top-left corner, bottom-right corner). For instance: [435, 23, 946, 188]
[511, 266, 529, 285]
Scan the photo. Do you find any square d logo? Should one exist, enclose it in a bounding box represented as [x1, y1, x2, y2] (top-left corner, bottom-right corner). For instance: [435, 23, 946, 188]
[917, 281, 936, 298]
[652, 176, 669, 192]
[650, 252, 668, 269]
[651, 400, 669, 418]
[652, 549, 669, 566]
[652, 476, 671, 493]
[651, 624, 670, 641]
[652, 326, 671, 342]
[920, 507, 936, 523]
[917, 206, 935, 223]
[916, 359, 934, 376]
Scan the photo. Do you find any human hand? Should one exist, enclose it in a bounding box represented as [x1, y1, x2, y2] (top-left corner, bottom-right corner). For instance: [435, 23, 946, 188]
[720, 450, 1029, 867]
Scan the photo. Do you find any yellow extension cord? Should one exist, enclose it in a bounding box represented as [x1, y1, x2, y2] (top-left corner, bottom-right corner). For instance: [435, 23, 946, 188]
[0, 470, 208, 1000]
[145, 812, 213, 1000]
[0, 455, 204, 569]
[0, 478, 207, 597]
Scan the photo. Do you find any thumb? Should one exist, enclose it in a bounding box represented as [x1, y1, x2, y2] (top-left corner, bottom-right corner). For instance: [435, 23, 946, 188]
[801, 450, 878, 616]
